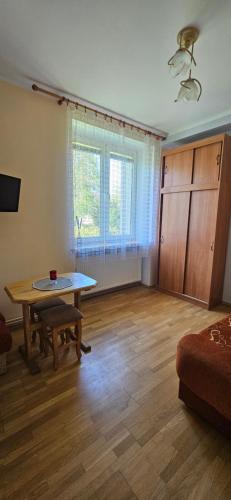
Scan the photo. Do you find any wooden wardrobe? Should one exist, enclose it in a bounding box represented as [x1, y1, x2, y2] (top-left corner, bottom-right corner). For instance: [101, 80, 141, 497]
[158, 134, 231, 309]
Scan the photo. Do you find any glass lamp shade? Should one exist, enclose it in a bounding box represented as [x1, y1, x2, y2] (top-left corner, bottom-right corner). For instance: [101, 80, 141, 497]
[168, 49, 193, 78]
[175, 78, 202, 102]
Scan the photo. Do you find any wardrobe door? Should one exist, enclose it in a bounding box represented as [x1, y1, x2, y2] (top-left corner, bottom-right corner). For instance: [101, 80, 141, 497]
[193, 142, 222, 185]
[159, 192, 190, 293]
[163, 150, 193, 187]
[184, 189, 218, 302]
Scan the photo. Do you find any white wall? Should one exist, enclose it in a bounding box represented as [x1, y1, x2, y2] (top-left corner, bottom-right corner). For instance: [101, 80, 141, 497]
[221, 133, 231, 303]
[223, 223, 231, 303]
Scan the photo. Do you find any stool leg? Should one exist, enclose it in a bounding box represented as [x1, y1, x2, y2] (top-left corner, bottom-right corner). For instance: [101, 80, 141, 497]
[52, 328, 59, 371]
[30, 308, 37, 344]
[42, 325, 49, 357]
[76, 319, 82, 362]
[65, 329, 70, 344]
[31, 331, 37, 344]
[38, 328, 47, 355]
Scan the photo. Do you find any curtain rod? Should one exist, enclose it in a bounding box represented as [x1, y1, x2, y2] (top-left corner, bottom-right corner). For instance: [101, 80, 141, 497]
[32, 84, 165, 140]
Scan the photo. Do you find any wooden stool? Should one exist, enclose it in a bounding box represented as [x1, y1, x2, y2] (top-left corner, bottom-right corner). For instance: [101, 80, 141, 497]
[30, 298, 65, 348]
[40, 304, 83, 370]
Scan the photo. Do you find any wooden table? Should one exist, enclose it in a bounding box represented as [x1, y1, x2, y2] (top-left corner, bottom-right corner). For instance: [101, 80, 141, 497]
[5, 272, 97, 374]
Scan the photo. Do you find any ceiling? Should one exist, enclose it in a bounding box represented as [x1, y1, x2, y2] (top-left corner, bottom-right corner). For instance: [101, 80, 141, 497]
[1, 0, 231, 138]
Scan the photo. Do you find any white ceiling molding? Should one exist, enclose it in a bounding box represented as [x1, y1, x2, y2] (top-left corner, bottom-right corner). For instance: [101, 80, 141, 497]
[165, 109, 231, 146]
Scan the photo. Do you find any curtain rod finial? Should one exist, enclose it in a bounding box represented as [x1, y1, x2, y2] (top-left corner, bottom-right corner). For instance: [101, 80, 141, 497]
[58, 97, 65, 106]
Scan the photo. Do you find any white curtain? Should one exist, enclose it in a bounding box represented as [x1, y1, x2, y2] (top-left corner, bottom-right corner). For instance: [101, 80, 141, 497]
[67, 107, 161, 261]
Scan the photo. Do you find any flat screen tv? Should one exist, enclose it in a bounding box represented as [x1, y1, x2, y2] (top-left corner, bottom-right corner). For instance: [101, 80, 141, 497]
[0, 173, 21, 212]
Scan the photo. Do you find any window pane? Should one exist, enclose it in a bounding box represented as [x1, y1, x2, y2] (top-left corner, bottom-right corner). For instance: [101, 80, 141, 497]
[73, 145, 101, 237]
[109, 155, 134, 236]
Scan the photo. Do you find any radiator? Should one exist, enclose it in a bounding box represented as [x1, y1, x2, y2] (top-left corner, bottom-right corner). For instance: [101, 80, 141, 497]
[76, 256, 142, 294]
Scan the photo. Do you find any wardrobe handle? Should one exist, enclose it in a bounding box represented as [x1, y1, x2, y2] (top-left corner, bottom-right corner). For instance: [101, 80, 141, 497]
[210, 241, 214, 252]
[160, 235, 164, 244]
[217, 154, 221, 180]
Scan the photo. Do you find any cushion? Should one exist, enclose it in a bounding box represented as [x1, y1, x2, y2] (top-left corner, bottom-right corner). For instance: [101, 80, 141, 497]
[176, 316, 231, 421]
[31, 298, 65, 315]
[40, 304, 83, 328]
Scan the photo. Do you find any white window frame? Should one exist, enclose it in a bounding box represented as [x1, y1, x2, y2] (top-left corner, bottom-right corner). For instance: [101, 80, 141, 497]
[72, 138, 139, 250]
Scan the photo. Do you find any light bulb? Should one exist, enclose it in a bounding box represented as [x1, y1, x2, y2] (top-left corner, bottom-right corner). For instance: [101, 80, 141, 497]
[168, 49, 193, 78]
[175, 78, 202, 102]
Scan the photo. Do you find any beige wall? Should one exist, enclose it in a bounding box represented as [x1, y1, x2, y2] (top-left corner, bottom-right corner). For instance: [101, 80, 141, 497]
[0, 80, 73, 320]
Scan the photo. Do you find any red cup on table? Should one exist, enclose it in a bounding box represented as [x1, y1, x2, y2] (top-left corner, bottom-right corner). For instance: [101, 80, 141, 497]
[49, 269, 57, 281]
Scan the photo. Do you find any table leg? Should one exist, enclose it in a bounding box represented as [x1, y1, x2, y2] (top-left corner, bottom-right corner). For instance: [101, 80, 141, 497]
[74, 291, 91, 354]
[18, 303, 41, 374]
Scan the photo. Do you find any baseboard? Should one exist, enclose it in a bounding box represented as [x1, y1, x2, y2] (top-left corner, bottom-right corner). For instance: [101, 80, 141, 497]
[6, 281, 142, 329]
[82, 280, 142, 300]
[6, 316, 24, 329]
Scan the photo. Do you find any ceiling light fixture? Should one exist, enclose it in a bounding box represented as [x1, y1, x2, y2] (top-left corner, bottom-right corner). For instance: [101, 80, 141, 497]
[175, 72, 202, 102]
[168, 26, 202, 102]
[168, 48, 195, 78]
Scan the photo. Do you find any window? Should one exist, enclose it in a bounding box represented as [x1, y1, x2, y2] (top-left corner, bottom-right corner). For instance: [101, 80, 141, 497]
[73, 144, 101, 238]
[73, 143, 136, 250]
[109, 153, 135, 237]
[68, 115, 160, 259]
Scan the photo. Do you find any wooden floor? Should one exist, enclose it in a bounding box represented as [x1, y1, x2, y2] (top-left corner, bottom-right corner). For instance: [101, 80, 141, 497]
[1, 287, 231, 500]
